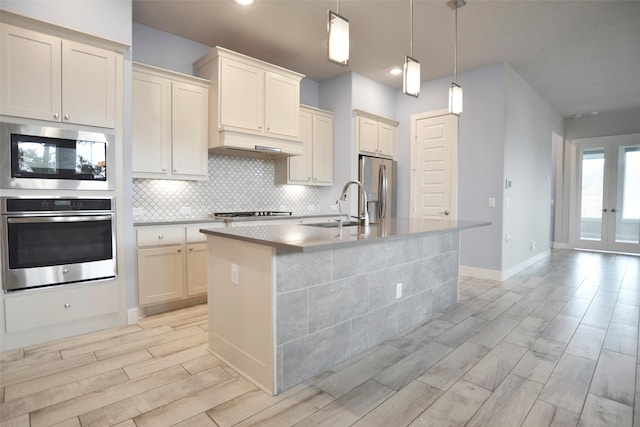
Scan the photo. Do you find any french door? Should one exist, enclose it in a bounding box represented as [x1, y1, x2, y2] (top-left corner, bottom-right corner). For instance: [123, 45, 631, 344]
[574, 134, 640, 254]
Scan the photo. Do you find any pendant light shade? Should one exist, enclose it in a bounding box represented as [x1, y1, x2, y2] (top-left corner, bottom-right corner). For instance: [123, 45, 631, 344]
[328, 10, 349, 66]
[449, 82, 463, 115]
[404, 56, 420, 97]
[447, 0, 465, 114]
[403, 0, 420, 97]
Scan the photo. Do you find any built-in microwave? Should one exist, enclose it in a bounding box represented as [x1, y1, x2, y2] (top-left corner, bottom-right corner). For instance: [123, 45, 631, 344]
[0, 122, 115, 190]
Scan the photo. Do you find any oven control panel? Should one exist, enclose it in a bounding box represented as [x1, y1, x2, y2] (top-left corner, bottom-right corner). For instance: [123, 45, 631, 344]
[3, 198, 113, 213]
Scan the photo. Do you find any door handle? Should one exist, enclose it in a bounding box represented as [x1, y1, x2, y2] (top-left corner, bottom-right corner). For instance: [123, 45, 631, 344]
[440, 210, 450, 216]
[611, 208, 617, 213]
[602, 208, 608, 212]
[378, 165, 387, 218]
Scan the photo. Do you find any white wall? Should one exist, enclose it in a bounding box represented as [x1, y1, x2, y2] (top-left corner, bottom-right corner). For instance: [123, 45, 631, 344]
[565, 107, 640, 140]
[502, 64, 562, 273]
[395, 63, 507, 272]
[1, 0, 131, 44]
[318, 73, 354, 211]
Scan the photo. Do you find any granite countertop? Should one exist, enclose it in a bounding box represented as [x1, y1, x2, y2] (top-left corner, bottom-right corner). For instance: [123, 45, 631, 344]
[134, 213, 342, 227]
[200, 218, 491, 252]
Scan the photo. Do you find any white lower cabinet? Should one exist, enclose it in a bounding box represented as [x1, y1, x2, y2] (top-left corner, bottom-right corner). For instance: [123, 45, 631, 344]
[136, 224, 220, 306]
[4, 281, 119, 333]
[186, 243, 208, 296]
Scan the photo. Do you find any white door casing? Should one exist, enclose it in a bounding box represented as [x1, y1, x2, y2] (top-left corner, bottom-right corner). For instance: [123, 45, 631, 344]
[410, 110, 458, 220]
[571, 133, 640, 254]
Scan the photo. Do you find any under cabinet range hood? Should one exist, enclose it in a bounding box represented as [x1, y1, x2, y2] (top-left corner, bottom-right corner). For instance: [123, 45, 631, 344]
[194, 47, 305, 158]
[217, 130, 303, 158]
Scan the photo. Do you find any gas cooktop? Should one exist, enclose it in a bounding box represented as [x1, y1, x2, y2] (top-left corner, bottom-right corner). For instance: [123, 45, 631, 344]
[214, 211, 293, 218]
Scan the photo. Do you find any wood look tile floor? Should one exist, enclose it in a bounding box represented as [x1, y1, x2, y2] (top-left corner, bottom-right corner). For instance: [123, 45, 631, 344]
[1, 249, 638, 426]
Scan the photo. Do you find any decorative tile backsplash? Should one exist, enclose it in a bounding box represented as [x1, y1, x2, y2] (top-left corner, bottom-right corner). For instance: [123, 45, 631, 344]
[132, 153, 320, 221]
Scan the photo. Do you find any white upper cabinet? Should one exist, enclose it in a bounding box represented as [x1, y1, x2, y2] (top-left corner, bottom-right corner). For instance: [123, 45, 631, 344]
[354, 109, 399, 159]
[132, 63, 209, 180]
[1, 24, 117, 128]
[195, 47, 304, 156]
[275, 106, 333, 186]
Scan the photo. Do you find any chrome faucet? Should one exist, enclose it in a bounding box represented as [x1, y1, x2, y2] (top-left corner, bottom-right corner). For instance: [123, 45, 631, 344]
[337, 180, 369, 227]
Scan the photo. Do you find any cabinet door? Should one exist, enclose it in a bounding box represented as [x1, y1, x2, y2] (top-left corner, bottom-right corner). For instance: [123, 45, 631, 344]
[171, 82, 209, 177]
[62, 40, 116, 128]
[132, 72, 171, 175]
[219, 57, 263, 132]
[187, 243, 208, 296]
[312, 113, 333, 185]
[358, 117, 379, 154]
[137, 245, 185, 305]
[264, 71, 300, 139]
[377, 122, 396, 157]
[0, 24, 62, 122]
[288, 110, 312, 183]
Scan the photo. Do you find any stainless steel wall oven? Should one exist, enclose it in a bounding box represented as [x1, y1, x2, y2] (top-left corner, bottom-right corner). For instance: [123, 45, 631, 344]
[1, 197, 117, 292]
[1, 122, 115, 191]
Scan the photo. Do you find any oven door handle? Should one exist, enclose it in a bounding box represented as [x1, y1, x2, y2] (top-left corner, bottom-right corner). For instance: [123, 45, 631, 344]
[7, 215, 113, 224]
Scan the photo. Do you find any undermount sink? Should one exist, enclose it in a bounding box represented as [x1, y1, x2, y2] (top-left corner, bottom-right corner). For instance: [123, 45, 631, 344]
[303, 221, 362, 228]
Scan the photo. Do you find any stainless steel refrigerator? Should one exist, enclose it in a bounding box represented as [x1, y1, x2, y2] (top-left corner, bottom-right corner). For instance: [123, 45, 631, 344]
[359, 155, 397, 223]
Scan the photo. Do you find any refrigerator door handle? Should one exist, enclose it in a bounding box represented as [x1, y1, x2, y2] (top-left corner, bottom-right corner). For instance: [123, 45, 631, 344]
[379, 164, 387, 218]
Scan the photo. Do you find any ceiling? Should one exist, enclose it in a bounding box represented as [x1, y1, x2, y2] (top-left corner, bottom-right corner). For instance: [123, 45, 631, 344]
[132, 0, 640, 118]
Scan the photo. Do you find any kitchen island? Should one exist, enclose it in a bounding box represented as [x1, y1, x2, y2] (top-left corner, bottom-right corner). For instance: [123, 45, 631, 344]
[200, 218, 489, 395]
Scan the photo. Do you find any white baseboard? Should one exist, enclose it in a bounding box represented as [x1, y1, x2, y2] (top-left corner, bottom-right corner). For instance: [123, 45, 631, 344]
[459, 265, 502, 281]
[127, 308, 139, 325]
[552, 242, 572, 249]
[460, 249, 551, 282]
[501, 250, 551, 280]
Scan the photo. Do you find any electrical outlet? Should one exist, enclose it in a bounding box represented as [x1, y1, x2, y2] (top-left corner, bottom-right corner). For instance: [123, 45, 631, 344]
[132, 207, 144, 217]
[530, 240, 536, 251]
[179, 206, 192, 216]
[488, 197, 496, 207]
[395, 283, 403, 299]
[330, 204, 338, 211]
[231, 264, 239, 285]
[505, 233, 512, 243]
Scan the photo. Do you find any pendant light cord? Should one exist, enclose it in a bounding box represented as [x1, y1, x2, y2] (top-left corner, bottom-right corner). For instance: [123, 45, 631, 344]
[410, 0, 414, 57]
[454, 4, 458, 84]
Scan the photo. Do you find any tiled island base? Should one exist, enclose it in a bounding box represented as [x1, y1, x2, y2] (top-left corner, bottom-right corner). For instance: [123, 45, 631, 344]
[274, 231, 460, 393]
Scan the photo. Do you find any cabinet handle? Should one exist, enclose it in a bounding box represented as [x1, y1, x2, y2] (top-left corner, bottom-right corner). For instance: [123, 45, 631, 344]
[189, 247, 193, 251]
[64, 303, 71, 308]
[158, 235, 164, 239]
[162, 167, 167, 172]
[54, 113, 60, 119]
[173, 168, 178, 173]
[64, 114, 70, 121]
[611, 208, 617, 213]
[258, 125, 262, 129]
[177, 249, 182, 253]
[267, 127, 271, 131]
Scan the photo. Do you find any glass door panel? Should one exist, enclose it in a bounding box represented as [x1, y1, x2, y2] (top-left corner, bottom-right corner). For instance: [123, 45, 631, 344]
[579, 148, 605, 243]
[614, 145, 640, 245]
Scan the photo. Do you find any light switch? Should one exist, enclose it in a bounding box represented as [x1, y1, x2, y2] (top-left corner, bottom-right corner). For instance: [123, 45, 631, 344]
[488, 197, 496, 207]
[231, 264, 239, 285]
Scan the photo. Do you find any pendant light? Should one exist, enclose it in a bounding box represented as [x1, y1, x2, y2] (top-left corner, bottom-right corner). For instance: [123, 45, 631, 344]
[448, 0, 465, 114]
[328, 0, 349, 66]
[403, 0, 420, 97]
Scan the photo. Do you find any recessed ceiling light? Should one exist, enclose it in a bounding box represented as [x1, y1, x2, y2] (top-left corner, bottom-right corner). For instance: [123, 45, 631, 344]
[389, 67, 402, 76]
[590, 111, 598, 116]
[573, 114, 583, 118]
[235, 0, 254, 5]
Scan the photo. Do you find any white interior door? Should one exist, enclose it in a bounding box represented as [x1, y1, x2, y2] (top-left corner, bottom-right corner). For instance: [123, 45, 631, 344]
[574, 134, 640, 254]
[410, 111, 458, 220]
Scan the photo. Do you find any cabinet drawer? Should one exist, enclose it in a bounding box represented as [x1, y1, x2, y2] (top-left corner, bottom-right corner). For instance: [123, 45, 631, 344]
[4, 281, 119, 333]
[137, 227, 185, 247]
